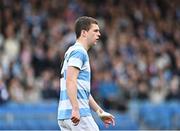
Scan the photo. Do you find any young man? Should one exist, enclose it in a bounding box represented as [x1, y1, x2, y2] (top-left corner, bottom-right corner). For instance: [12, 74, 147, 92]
[58, 16, 115, 131]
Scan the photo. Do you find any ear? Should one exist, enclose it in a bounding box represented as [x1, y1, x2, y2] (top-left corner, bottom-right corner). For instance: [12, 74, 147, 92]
[81, 30, 87, 37]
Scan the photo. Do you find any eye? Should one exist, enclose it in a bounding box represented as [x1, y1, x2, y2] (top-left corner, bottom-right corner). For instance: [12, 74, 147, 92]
[94, 29, 99, 32]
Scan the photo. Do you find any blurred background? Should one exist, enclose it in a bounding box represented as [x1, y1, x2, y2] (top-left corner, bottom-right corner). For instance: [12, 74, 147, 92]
[0, 0, 180, 130]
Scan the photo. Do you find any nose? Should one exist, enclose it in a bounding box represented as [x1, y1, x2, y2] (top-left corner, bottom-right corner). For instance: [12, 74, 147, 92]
[98, 31, 101, 37]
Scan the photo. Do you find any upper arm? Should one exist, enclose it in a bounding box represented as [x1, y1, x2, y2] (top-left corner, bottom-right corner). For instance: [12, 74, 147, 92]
[66, 49, 86, 83]
[67, 50, 86, 70]
[66, 66, 80, 82]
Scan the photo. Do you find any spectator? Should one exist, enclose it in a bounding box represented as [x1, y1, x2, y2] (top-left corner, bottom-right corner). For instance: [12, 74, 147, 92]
[136, 80, 149, 101]
[8, 77, 25, 103]
[166, 75, 180, 101]
[98, 69, 121, 110]
[0, 0, 179, 110]
[0, 65, 9, 104]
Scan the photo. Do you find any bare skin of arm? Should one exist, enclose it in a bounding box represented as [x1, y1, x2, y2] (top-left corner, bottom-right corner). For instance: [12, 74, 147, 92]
[89, 94, 104, 113]
[66, 66, 115, 127]
[89, 95, 115, 127]
[66, 66, 80, 125]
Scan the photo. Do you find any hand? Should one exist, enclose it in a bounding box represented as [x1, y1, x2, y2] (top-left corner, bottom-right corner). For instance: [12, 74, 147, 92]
[71, 109, 80, 126]
[96, 109, 115, 128]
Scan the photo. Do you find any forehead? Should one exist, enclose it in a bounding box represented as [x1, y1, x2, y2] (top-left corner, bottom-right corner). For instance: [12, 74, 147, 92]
[90, 24, 100, 30]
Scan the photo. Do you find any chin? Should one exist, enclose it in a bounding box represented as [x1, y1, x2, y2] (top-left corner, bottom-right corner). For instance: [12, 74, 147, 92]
[90, 42, 96, 46]
[94, 40, 99, 44]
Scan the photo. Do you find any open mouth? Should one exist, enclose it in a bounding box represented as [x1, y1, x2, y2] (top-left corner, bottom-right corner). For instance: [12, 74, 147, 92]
[96, 38, 99, 41]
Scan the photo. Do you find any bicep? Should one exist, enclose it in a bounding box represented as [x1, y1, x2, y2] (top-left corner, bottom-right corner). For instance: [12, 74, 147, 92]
[68, 50, 86, 70]
[66, 66, 80, 82]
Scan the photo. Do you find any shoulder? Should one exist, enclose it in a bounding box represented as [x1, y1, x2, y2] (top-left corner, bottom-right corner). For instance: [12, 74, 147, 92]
[69, 45, 87, 58]
[66, 45, 86, 54]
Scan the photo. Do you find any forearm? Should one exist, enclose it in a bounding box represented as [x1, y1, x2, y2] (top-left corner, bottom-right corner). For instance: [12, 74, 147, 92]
[89, 94, 103, 113]
[89, 95, 115, 127]
[66, 66, 79, 110]
[66, 80, 79, 110]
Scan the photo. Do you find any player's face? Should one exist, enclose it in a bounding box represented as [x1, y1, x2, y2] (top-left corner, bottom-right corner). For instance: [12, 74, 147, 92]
[87, 24, 101, 46]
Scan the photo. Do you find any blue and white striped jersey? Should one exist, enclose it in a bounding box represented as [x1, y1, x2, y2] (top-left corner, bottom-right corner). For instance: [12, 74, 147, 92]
[58, 42, 91, 120]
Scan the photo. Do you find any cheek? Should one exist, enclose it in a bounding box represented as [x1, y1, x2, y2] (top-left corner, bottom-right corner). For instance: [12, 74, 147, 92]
[89, 34, 95, 40]
[92, 34, 96, 39]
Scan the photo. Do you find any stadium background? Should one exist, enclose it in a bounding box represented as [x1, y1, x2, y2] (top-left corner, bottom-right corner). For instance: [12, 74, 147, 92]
[0, 0, 180, 130]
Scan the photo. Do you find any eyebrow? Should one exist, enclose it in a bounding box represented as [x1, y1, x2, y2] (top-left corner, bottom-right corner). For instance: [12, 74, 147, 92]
[94, 29, 100, 32]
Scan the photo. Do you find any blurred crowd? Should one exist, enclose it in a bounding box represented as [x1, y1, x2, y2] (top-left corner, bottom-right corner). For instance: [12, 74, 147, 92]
[0, 0, 180, 111]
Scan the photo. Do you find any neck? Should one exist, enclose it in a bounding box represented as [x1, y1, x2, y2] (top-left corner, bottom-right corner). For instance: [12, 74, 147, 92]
[76, 38, 89, 51]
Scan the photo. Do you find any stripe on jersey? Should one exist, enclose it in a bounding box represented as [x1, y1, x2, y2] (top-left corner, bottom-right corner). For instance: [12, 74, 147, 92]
[60, 89, 89, 100]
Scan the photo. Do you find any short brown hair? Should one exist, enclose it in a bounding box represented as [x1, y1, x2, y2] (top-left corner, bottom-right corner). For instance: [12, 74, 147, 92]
[75, 16, 98, 38]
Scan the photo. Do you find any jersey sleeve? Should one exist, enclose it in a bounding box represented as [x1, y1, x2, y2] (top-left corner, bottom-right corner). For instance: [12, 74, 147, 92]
[67, 49, 86, 70]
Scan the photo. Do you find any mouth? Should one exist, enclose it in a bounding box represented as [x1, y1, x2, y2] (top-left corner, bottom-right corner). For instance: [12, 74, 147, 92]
[96, 38, 99, 41]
